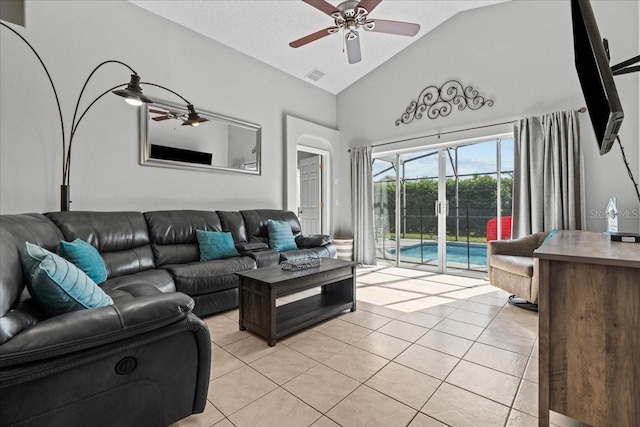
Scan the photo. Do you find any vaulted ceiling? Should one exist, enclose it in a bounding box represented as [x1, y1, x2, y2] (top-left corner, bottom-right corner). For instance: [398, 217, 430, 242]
[129, 0, 506, 94]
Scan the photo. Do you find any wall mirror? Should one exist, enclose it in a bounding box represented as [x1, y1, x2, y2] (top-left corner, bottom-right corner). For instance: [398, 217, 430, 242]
[140, 100, 261, 175]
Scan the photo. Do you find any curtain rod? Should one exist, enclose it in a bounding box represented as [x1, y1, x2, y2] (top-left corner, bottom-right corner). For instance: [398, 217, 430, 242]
[348, 107, 587, 152]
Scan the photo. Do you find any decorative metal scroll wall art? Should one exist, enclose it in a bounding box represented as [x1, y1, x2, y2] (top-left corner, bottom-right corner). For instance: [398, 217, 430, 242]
[395, 80, 494, 126]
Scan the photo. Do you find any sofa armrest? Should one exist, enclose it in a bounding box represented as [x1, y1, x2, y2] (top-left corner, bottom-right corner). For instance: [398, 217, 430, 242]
[0, 292, 195, 368]
[295, 234, 332, 248]
[235, 242, 269, 252]
[487, 232, 549, 258]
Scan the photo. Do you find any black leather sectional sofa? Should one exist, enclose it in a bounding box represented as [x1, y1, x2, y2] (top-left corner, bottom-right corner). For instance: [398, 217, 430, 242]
[0, 209, 335, 426]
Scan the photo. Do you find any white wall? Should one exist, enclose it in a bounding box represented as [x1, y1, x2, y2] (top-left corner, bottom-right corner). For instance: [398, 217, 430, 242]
[0, 0, 336, 214]
[336, 0, 639, 234]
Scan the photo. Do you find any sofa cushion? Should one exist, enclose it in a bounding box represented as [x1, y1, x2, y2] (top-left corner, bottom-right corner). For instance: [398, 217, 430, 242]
[46, 212, 155, 279]
[217, 211, 248, 243]
[242, 210, 302, 241]
[57, 238, 108, 284]
[196, 230, 240, 260]
[1, 214, 64, 316]
[0, 228, 23, 320]
[100, 269, 176, 295]
[145, 210, 222, 266]
[490, 254, 534, 278]
[267, 220, 297, 252]
[163, 256, 256, 296]
[0, 214, 61, 344]
[104, 283, 164, 304]
[21, 242, 113, 317]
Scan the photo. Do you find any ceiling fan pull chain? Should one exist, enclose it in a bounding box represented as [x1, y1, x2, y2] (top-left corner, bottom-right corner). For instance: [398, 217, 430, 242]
[342, 28, 346, 53]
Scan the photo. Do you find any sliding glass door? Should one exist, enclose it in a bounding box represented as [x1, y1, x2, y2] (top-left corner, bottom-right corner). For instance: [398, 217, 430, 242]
[398, 149, 440, 268]
[373, 136, 513, 274]
[373, 156, 397, 262]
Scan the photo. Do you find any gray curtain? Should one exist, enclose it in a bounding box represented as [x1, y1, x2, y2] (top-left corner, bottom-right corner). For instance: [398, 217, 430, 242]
[351, 146, 376, 265]
[513, 110, 582, 238]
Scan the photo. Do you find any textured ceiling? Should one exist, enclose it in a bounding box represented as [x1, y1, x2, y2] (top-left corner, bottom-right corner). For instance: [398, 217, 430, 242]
[129, 0, 505, 94]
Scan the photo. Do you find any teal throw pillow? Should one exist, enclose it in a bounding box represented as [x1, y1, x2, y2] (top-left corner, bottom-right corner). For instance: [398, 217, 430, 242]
[543, 229, 559, 244]
[267, 219, 297, 252]
[57, 238, 108, 284]
[20, 242, 113, 317]
[196, 230, 240, 261]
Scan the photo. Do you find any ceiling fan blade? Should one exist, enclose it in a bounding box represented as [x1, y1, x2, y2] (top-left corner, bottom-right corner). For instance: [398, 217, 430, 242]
[152, 116, 171, 121]
[302, 0, 340, 16]
[346, 32, 362, 64]
[358, 0, 383, 14]
[289, 27, 338, 48]
[368, 19, 420, 36]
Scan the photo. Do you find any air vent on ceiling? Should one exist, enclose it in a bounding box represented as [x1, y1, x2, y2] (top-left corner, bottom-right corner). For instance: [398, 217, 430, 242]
[305, 68, 326, 82]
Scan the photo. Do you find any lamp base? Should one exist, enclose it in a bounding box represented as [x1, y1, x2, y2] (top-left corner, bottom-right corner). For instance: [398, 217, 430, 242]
[61, 184, 70, 211]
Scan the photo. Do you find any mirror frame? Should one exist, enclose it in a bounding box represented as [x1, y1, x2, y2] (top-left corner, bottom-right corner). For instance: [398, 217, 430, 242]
[139, 99, 261, 175]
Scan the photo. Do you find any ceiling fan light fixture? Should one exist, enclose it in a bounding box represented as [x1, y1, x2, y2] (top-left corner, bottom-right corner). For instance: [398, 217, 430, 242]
[355, 7, 369, 20]
[345, 30, 361, 64]
[346, 30, 358, 41]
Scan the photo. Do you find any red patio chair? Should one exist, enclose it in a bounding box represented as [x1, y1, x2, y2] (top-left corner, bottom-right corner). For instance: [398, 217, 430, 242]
[486, 216, 512, 241]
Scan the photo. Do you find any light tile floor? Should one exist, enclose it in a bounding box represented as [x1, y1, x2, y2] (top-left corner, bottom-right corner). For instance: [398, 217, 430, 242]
[171, 265, 551, 427]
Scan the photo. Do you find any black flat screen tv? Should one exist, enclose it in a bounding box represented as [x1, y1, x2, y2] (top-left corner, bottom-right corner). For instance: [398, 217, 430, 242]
[571, 0, 624, 155]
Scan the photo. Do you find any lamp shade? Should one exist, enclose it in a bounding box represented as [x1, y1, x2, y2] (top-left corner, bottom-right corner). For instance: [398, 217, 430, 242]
[112, 74, 153, 105]
[181, 104, 208, 127]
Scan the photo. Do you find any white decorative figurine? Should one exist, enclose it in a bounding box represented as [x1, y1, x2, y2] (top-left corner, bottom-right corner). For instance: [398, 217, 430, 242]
[605, 197, 619, 233]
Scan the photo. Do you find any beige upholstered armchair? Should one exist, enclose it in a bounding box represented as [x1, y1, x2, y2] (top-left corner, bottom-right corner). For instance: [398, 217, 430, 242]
[487, 231, 550, 309]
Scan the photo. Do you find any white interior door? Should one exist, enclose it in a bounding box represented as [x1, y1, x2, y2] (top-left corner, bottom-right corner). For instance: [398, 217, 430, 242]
[298, 155, 321, 234]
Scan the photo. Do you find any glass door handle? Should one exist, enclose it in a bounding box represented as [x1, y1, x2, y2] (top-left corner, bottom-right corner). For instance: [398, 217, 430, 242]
[435, 201, 449, 216]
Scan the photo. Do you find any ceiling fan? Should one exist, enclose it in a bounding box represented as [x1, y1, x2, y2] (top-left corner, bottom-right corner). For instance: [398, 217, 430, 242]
[150, 108, 183, 122]
[289, 0, 420, 64]
[150, 108, 208, 126]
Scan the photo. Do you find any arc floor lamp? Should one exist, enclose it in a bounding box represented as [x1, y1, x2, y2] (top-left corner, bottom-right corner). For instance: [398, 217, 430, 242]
[1, 21, 207, 211]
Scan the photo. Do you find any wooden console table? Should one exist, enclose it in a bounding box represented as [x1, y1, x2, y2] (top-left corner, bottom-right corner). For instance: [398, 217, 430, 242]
[237, 258, 357, 346]
[535, 231, 640, 426]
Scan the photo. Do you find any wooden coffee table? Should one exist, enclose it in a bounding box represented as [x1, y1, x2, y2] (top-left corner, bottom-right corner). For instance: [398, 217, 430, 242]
[236, 258, 357, 346]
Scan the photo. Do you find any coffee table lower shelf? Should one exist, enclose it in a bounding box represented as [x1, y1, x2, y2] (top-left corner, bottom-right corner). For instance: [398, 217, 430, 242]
[276, 293, 353, 337]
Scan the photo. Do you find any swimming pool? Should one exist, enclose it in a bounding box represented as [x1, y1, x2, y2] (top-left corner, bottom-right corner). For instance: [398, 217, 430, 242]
[391, 242, 487, 266]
